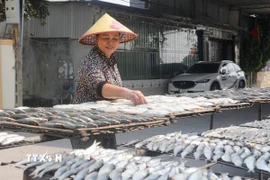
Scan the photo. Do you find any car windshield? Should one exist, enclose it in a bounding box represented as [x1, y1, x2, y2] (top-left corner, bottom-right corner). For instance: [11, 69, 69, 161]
[186, 63, 220, 73]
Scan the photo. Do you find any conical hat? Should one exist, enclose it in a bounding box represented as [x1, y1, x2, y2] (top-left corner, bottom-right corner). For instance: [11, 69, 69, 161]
[78, 13, 137, 45]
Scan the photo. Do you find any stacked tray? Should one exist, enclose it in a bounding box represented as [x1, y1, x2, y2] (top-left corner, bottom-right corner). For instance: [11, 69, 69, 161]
[18, 141, 256, 180]
[121, 131, 270, 176]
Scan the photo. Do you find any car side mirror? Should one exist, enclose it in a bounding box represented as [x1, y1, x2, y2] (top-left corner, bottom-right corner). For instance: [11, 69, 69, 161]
[220, 69, 226, 74]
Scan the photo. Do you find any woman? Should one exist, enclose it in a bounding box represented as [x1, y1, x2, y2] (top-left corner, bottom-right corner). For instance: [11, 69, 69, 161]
[72, 13, 147, 149]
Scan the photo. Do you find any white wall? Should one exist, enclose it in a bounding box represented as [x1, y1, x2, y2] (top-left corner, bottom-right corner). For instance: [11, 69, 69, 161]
[0, 40, 16, 109]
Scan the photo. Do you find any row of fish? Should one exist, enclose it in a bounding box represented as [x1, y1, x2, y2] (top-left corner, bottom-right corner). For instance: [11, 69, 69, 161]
[176, 87, 270, 102]
[124, 131, 270, 173]
[16, 141, 252, 180]
[1, 88, 267, 128]
[0, 132, 25, 146]
[0, 107, 163, 130]
[202, 125, 270, 145]
[53, 95, 240, 116]
[240, 118, 270, 130]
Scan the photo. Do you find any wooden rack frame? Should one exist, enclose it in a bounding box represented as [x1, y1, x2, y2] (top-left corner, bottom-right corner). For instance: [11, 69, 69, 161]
[0, 118, 170, 138]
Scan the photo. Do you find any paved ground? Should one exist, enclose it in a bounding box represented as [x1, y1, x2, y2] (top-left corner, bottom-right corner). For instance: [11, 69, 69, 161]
[0, 103, 269, 180]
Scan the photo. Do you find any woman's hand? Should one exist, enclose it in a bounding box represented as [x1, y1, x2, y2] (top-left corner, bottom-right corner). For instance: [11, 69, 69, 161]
[124, 89, 148, 106]
[102, 84, 148, 105]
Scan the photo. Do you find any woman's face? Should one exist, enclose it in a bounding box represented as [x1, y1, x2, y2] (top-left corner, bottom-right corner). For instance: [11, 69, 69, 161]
[96, 32, 120, 58]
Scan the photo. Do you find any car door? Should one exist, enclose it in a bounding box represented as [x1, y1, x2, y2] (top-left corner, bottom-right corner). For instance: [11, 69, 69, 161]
[219, 63, 229, 88]
[225, 63, 238, 88]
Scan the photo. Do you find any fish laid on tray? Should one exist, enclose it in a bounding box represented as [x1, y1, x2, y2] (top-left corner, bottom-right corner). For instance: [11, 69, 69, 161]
[0, 132, 25, 146]
[176, 87, 270, 102]
[202, 126, 270, 145]
[52, 87, 270, 116]
[16, 141, 252, 180]
[0, 107, 160, 130]
[124, 131, 270, 174]
[240, 118, 270, 130]
[2, 87, 270, 129]
[53, 94, 242, 116]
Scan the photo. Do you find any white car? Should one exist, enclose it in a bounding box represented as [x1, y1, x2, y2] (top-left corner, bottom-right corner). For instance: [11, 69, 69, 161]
[168, 60, 246, 94]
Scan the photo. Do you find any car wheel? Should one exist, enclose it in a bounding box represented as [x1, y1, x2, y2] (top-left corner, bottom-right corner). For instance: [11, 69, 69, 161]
[238, 80, 245, 88]
[210, 82, 221, 91]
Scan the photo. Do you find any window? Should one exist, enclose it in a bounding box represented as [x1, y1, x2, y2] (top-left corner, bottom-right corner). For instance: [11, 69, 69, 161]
[220, 63, 228, 73]
[186, 63, 220, 73]
[232, 63, 241, 71]
[227, 63, 235, 73]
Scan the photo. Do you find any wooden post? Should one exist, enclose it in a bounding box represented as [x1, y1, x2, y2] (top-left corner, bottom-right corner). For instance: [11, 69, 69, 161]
[12, 24, 23, 107]
[209, 113, 214, 130]
[258, 103, 262, 121]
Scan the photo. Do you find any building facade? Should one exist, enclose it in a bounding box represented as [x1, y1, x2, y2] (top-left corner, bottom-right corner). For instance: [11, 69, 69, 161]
[18, 1, 254, 106]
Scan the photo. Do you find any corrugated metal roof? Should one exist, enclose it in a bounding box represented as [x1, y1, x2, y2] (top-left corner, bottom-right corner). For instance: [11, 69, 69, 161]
[29, 3, 72, 38]
[70, 3, 97, 39]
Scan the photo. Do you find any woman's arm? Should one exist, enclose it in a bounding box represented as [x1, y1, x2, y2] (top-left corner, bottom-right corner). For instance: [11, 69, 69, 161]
[102, 83, 148, 105]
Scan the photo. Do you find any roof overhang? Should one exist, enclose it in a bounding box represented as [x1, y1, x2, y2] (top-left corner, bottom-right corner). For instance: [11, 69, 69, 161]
[216, 0, 270, 16]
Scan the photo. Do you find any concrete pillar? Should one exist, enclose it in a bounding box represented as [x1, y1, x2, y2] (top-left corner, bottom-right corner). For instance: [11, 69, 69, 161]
[203, 30, 210, 62]
[234, 36, 240, 64]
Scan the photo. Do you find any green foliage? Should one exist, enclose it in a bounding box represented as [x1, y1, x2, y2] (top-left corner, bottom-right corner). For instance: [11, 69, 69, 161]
[240, 19, 270, 73]
[240, 33, 262, 73]
[0, 0, 49, 25]
[260, 20, 270, 69]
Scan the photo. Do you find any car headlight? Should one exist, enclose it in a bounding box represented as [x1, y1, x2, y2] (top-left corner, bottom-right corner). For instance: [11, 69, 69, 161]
[196, 79, 210, 83]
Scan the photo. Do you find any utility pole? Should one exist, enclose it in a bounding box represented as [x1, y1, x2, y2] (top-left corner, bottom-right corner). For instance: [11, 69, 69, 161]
[17, 0, 25, 106]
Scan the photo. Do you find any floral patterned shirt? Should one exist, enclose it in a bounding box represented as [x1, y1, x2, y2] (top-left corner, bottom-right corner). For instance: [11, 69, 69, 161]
[73, 46, 122, 103]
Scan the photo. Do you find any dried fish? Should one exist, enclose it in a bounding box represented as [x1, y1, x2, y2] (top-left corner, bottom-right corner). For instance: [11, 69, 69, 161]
[0, 134, 21, 144]
[15, 117, 48, 126]
[203, 144, 214, 161]
[109, 168, 125, 180]
[193, 143, 206, 160]
[96, 163, 115, 180]
[244, 155, 256, 173]
[0, 117, 14, 122]
[1, 135, 25, 145]
[173, 143, 187, 156]
[181, 144, 196, 158]
[10, 114, 31, 119]
[256, 153, 270, 172]
[85, 171, 98, 180]
[0, 111, 10, 117]
[231, 153, 243, 167]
